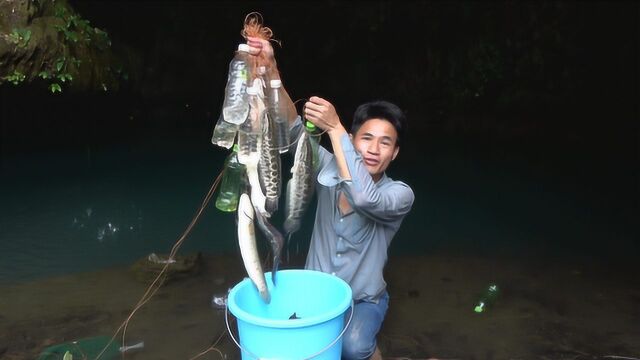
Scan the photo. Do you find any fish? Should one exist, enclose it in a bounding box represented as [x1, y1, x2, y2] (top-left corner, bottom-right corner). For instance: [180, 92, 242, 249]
[237, 193, 270, 303]
[283, 128, 315, 238]
[258, 112, 282, 215]
[254, 207, 284, 285]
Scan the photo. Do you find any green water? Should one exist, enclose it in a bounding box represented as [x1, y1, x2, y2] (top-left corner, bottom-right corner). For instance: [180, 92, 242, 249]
[1, 135, 637, 283]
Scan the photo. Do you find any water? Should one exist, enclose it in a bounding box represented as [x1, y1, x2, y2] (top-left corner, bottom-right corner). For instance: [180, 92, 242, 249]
[2, 135, 636, 283]
[0, 133, 637, 359]
[0, 144, 238, 284]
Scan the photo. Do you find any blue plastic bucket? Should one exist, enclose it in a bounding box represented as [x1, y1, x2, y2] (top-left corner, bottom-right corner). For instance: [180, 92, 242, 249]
[227, 269, 353, 360]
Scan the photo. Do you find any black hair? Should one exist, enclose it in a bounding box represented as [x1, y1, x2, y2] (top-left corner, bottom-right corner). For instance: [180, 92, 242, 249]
[351, 100, 406, 146]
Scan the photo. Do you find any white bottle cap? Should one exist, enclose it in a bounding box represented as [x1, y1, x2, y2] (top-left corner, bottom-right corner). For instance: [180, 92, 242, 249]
[258, 66, 267, 75]
[238, 43, 251, 52]
[270, 79, 282, 88]
[246, 84, 258, 95]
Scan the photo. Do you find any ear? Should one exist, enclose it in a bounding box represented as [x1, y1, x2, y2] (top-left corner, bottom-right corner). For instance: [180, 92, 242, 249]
[392, 146, 400, 161]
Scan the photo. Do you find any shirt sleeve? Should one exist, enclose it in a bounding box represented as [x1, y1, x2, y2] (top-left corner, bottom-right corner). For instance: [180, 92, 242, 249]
[337, 133, 414, 223]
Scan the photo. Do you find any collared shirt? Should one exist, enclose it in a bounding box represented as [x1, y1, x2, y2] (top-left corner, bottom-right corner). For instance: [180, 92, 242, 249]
[290, 119, 415, 303]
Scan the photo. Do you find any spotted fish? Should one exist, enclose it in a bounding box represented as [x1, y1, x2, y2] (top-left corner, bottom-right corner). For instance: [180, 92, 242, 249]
[258, 112, 281, 216]
[283, 127, 315, 238]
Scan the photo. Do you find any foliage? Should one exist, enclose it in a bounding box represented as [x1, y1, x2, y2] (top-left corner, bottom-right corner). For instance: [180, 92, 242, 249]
[0, 0, 117, 93]
[7, 28, 32, 47]
[53, 4, 111, 50]
[3, 70, 26, 85]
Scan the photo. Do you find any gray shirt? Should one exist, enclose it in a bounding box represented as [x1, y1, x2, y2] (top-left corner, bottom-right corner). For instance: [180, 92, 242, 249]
[291, 119, 415, 303]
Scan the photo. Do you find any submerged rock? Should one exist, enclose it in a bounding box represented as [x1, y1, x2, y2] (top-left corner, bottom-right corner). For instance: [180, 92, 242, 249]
[130, 252, 203, 284]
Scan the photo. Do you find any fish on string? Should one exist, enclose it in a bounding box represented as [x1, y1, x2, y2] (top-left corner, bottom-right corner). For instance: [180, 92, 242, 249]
[237, 193, 270, 303]
[283, 123, 316, 240]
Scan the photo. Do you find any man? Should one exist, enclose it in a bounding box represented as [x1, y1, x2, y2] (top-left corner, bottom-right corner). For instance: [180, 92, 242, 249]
[248, 37, 414, 360]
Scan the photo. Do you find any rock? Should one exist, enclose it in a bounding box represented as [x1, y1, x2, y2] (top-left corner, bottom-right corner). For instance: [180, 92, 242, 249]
[130, 252, 202, 284]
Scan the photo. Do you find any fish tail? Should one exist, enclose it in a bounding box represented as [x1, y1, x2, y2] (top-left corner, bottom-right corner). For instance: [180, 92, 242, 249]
[271, 254, 280, 286]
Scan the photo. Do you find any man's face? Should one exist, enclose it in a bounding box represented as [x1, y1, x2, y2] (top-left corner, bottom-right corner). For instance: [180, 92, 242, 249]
[351, 118, 400, 182]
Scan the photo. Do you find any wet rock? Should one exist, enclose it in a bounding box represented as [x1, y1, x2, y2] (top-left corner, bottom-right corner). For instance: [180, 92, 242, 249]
[130, 252, 202, 284]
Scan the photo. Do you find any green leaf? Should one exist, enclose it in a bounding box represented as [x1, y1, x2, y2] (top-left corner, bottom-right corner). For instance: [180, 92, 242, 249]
[21, 30, 31, 46]
[38, 71, 50, 79]
[56, 58, 65, 72]
[50, 83, 62, 93]
[63, 350, 73, 360]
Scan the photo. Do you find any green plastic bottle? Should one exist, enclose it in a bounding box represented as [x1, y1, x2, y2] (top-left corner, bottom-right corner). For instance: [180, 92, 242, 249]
[305, 121, 320, 171]
[474, 284, 499, 313]
[215, 144, 245, 212]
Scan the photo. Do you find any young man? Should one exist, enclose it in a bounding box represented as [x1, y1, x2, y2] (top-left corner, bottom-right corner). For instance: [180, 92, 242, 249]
[247, 37, 414, 360]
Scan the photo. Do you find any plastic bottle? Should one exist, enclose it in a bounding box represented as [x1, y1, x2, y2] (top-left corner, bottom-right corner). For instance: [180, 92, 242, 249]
[222, 44, 252, 125]
[474, 284, 499, 313]
[267, 79, 290, 153]
[215, 144, 245, 212]
[211, 112, 238, 149]
[305, 121, 320, 171]
[237, 84, 262, 165]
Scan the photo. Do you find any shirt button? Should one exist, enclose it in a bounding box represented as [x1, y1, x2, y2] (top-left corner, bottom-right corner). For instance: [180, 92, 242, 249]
[340, 218, 343, 222]
[331, 272, 336, 276]
[337, 253, 341, 257]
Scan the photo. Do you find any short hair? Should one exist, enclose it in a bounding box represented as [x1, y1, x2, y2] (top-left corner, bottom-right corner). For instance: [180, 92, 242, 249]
[351, 100, 406, 146]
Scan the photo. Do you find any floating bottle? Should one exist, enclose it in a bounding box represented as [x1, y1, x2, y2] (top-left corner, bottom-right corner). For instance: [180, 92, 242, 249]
[267, 79, 290, 153]
[474, 284, 499, 313]
[222, 44, 252, 125]
[211, 112, 238, 149]
[215, 144, 245, 212]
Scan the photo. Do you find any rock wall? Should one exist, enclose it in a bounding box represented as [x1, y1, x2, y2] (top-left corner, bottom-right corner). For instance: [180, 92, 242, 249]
[0, 0, 123, 92]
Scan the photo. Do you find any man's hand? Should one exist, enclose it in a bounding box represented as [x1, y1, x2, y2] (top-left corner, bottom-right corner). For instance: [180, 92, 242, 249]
[304, 96, 346, 136]
[246, 36, 275, 67]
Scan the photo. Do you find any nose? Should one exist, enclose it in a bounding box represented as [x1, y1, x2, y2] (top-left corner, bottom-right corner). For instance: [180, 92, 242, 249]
[367, 141, 380, 155]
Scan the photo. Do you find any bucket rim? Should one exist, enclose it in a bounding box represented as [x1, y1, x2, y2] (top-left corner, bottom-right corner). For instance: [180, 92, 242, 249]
[227, 269, 352, 328]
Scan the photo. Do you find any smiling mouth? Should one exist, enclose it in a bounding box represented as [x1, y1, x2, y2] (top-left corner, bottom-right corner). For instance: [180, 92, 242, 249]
[364, 158, 379, 166]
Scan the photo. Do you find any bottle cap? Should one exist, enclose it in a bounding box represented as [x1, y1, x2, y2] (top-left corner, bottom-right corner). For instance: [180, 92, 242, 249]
[238, 43, 251, 52]
[258, 66, 267, 75]
[246, 85, 258, 95]
[305, 121, 316, 131]
[270, 79, 282, 88]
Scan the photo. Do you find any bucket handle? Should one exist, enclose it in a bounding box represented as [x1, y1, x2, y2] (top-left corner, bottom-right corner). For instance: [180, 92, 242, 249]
[225, 300, 355, 360]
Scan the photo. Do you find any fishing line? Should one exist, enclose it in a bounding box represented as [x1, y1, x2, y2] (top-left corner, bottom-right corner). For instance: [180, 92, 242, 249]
[188, 328, 227, 360]
[95, 171, 223, 360]
[271, 98, 328, 153]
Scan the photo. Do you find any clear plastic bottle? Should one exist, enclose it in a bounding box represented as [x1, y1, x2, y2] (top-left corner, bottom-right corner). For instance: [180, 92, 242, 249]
[267, 79, 290, 153]
[222, 44, 252, 125]
[474, 284, 499, 313]
[215, 144, 245, 212]
[211, 112, 238, 149]
[237, 84, 262, 165]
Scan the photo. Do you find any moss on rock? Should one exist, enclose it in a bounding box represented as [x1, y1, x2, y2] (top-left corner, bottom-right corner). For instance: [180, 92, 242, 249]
[0, 0, 123, 92]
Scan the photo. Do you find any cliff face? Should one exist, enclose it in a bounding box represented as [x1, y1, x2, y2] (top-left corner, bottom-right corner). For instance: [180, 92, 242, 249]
[0, 0, 123, 92]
